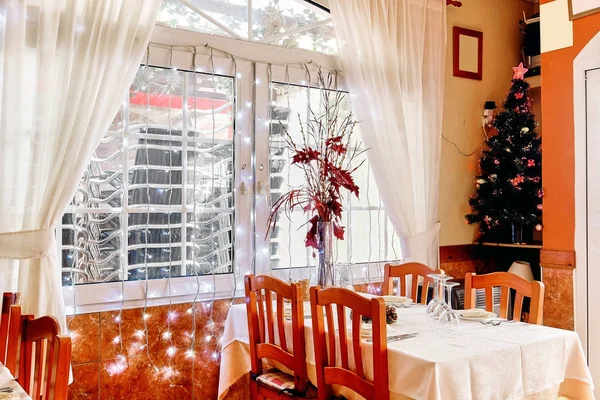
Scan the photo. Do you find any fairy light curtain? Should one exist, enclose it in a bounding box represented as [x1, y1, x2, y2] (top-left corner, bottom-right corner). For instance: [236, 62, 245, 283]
[65, 44, 239, 379]
[0, 0, 161, 328]
[330, 0, 447, 267]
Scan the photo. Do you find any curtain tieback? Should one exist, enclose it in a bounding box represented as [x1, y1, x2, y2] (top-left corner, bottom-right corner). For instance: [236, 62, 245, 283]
[0, 228, 56, 259]
[399, 222, 441, 259]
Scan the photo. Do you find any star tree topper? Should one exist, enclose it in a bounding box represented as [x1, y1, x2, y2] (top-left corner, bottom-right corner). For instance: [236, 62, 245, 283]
[512, 62, 528, 80]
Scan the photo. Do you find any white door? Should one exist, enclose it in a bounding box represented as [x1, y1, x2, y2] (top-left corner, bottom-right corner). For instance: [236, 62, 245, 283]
[585, 67, 600, 393]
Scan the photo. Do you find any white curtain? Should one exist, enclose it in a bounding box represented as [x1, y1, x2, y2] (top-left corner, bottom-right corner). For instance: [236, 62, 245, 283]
[0, 0, 161, 329]
[330, 0, 446, 267]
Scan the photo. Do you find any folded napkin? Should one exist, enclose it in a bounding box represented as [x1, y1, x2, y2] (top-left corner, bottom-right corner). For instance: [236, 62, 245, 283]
[460, 308, 490, 318]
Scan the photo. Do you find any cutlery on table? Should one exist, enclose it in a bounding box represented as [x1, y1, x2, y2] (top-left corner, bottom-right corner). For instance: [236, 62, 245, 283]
[365, 333, 418, 343]
[479, 319, 516, 326]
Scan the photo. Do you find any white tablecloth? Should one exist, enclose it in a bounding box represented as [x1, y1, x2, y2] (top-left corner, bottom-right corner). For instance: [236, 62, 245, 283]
[0, 364, 30, 400]
[218, 303, 594, 400]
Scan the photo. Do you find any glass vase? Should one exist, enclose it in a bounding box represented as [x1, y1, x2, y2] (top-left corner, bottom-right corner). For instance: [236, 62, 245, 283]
[317, 221, 334, 287]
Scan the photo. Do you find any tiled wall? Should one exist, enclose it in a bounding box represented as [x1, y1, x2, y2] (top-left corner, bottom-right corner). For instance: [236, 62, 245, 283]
[68, 260, 478, 400]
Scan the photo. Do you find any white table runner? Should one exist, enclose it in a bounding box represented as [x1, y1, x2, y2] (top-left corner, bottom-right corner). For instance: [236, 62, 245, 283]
[218, 302, 594, 400]
[0, 364, 30, 400]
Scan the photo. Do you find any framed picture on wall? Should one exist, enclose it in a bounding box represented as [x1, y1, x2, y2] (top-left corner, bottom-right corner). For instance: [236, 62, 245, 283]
[453, 27, 483, 80]
[569, 0, 600, 20]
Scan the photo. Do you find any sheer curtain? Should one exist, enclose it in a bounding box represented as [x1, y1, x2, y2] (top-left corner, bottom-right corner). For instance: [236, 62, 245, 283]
[330, 0, 446, 267]
[0, 0, 161, 329]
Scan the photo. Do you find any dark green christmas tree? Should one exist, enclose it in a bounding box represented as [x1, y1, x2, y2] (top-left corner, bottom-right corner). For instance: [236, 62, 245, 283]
[466, 63, 543, 239]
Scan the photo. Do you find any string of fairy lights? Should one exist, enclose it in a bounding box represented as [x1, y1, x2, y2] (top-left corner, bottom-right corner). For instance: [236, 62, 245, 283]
[64, 40, 405, 383]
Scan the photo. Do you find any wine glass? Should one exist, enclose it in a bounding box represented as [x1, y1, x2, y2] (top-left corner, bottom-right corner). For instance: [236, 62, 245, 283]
[426, 274, 453, 316]
[438, 281, 461, 336]
[426, 274, 444, 314]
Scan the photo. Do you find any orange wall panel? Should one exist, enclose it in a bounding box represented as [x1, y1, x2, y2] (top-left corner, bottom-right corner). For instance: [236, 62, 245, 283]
[542, 12, 600, 251]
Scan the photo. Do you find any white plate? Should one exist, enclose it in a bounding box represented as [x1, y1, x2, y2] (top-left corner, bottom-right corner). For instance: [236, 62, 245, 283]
[458, 310, 497, 320]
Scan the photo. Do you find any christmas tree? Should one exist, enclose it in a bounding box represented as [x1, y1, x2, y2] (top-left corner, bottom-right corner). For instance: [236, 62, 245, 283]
[466, 63, 543, 241]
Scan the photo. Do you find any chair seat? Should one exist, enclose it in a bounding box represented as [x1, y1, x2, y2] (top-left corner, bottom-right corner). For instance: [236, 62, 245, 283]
[256, 369, 295, 393]
[255, 369, 317, 398]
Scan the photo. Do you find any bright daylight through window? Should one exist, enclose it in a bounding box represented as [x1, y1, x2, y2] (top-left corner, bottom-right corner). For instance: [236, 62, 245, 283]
[59, 0, 401, 304]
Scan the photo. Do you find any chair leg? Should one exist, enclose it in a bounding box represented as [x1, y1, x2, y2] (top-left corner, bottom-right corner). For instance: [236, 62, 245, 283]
[250, 379, 259, 400]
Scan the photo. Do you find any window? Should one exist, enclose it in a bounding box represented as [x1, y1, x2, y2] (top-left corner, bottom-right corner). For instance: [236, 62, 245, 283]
[61, 66, 236, 286]
[61, 19, 401, 311]
[266, 81, 402, 275]
[157, 0, 338, 55]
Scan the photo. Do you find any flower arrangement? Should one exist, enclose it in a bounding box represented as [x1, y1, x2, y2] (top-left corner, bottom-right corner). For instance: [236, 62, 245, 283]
[266, 71, 365, 251]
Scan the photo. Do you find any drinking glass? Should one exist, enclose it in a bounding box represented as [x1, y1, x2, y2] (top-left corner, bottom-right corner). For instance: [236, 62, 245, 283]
[438, 282, 461, 336]
[426, 274, 444, 315]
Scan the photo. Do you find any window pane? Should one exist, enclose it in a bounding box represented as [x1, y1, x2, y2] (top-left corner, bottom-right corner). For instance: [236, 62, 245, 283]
[158, 0, 231, 36]
[268, 22, 338, 55]
[61, 213, 122, 285]
[269, 81, 399, 270]
[62, 66, 235, 285]
[156, 0, 339, 55]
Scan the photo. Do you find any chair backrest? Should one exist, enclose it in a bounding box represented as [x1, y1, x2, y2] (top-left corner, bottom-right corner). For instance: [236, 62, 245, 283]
[0, 292, 20, 364]
[244, 274, 307, 394]
[7, 305, 71, 400]
[464, 272, 545, 324]
[382, 263, 441, 304]
[310, 286, 389, 400]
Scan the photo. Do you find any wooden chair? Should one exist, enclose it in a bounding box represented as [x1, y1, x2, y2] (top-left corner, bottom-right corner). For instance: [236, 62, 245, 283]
[310, 286, 389, 400]
[464, 272, 545, 325]
[0, 292, 20, 364]
[245, 274, 312, 399]
[7, 305, 71, 400]
[382, 262, 442, 305]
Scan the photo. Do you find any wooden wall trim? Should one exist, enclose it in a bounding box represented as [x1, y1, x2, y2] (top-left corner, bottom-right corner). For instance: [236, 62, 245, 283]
[440, 244, 477, 262]
[540, 249, 576, 270]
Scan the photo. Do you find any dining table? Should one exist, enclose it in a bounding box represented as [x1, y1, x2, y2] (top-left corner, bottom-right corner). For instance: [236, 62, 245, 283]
[217, 297, 594, 400]
[0, 364, 29, 400]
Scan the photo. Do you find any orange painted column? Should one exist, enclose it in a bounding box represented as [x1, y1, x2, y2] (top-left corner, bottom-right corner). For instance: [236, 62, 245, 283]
[542, 12, 600, 251]
[540, 4, 600, 329]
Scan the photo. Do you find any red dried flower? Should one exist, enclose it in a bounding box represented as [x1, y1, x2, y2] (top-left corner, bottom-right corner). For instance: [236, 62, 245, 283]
[292, 147, 320, 165]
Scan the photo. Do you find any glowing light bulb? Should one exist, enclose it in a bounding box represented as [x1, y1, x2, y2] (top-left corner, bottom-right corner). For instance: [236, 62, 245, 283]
[113, 335, 121, 344]
[143, 313, 150, 320]
[167, 346, 176, 357]
[162, 331, 172, 340]
[185, 349, 195, 359]
[186, 307, 193, 314]
[211, 352, 219, 360]
[134, 330, 145, 339]
[204, 335, 211, 342]
[167, 310, 177, 321]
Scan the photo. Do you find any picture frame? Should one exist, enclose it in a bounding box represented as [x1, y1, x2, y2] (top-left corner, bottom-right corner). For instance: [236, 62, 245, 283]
[568, 0, 600, 20]
[453, 27, 483, 81]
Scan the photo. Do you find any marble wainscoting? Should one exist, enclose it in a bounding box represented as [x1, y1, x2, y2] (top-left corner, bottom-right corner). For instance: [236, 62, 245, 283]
[540, 250, 576, 331]
[67, 299, 243, 400]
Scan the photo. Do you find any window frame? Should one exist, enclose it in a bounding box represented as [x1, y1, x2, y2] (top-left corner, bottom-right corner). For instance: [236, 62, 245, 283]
[61, 25, 398, 314]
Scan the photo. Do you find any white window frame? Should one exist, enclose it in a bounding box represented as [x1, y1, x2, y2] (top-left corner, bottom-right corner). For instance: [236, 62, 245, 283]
[61, 25, 397, 314]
